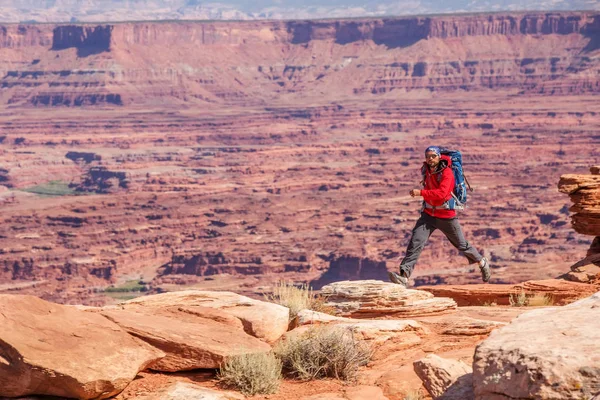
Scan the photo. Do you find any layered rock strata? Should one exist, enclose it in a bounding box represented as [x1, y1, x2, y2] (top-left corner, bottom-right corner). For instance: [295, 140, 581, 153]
[559, 166, 600, 282]
[0, 12, 599, 110]
[320, 280, 457, 317]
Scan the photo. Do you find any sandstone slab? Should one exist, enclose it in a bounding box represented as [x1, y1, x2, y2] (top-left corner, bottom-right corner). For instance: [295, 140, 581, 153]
[0, 295, 164, 399]
[123, 290, 289, 342]
[473, 291, 600, 399]
[101, 308, 272, 371]
[420, 279, 598, 306]
[296, 309, 427, 344]
[131, 382, 245, 400]
[320, 280, 457, 318]
[414, 354, 473, 400]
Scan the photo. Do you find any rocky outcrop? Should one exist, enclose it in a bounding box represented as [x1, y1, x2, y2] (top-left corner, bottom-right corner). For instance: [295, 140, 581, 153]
[420, 279, 599, 306]
[413, 354, 473, 400]
[123, 290, 290, 343]
[559, 166, 600, 236]
[559, 166, 600, 283]
[320, 280, 457, 318]
[101, 308, 272, 371]
[473, 292, 600, 399]
[0, 295, 164, 399]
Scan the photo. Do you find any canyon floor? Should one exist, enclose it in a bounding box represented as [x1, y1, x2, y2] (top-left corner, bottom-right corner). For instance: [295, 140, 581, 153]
[0, 90, 597, 305]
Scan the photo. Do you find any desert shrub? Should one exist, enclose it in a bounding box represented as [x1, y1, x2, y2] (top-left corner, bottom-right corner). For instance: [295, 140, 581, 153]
[265, 281, 334, 318]
[527, 293, 554, 307]
[509, 290, 554, 307]
[275, 326, 371, 381]
[218, 351, 282, 396]
[509, 289, 528, 307]
[403, 389, 425, 400]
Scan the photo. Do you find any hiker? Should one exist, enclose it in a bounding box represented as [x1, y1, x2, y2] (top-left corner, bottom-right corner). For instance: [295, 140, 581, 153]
[389, 146, 491, 288]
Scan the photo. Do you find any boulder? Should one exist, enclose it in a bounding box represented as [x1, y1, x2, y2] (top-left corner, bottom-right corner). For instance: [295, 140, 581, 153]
[473, 292, 600, 399]
[413, 354, 473, 399]
[123, 290, 289, 342]
[0, 295, 163, 399]
[101, 308, 272, 371]
[320, 280, 456, 318]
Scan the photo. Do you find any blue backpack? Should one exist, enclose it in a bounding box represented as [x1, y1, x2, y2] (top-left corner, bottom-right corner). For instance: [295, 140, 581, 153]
[440, 148, 472, 210]
[422, 148, 473, 210]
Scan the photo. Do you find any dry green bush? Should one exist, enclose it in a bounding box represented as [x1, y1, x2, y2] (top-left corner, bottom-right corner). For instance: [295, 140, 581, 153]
[265, 281, 334, 318]
[218, 351, 282, 395]
[275, 326, 371, 381]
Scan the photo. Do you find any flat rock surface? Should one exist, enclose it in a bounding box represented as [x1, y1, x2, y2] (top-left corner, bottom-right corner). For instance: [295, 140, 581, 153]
[320, 280, 457, 318]
[123, 290, 289, 343]
[419, 279, 599, 306]
[101, 308, 272, 371]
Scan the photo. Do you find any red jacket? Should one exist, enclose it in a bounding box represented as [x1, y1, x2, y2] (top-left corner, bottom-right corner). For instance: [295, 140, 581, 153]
[421, 155, 456, 219]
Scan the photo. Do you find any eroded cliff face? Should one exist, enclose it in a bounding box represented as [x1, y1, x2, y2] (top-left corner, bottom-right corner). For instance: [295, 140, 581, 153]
[0, 12, 598, 109]
[52, 25, 112, 56]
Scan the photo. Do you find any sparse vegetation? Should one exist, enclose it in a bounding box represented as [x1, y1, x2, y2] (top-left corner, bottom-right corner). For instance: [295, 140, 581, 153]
[527, 293, 554, 307]
[509, 289, 529, 307]
[482, 300, 498, 307]
[265, 281, 335, 319]
[275, 326, 372, 381]
[103, 280, 148, 300]
[403, 389, 425, 400]
[22, 180, 80, 197]
[218, 351, 282, 396]
[510, 290, 554, 307]
[104, 279, 148, 293]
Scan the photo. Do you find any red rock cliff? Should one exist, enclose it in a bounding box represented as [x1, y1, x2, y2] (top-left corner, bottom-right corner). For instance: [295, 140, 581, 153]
[0, 11, 598, 108]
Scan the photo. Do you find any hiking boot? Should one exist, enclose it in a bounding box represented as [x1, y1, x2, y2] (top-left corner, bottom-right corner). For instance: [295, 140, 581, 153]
[479, 257, 491, 283]
[389, 271, 409, 288]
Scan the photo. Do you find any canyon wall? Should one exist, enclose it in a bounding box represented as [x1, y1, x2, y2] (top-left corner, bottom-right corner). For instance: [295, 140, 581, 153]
[0, 12, 599, 110]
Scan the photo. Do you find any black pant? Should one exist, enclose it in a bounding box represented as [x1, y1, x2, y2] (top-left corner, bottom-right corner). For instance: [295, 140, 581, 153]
[400, 212, 483, 278]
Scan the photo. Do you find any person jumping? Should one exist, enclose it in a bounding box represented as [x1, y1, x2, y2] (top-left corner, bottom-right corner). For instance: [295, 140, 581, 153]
[389, 146, 491, 288]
